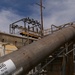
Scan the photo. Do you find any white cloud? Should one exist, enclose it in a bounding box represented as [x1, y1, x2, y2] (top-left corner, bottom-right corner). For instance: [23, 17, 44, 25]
[31, 0, 75, 29]
[43, 0, 75, 28]
[0, 9, 22, 33]
[0, 0, 75, 33]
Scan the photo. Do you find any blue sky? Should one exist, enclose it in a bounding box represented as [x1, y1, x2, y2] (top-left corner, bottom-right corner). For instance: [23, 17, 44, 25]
[0, 0, 38, 16]
[0, 0, 75, 33]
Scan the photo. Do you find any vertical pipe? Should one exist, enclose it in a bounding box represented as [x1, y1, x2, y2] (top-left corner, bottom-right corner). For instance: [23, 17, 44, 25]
[9, 24, 11, 34]
[62, 53, 66, 75]
[24, 21, 26, 32]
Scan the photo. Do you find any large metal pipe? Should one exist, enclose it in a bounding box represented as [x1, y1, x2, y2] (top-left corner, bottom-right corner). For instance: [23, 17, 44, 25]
[0, 24, 75, 75]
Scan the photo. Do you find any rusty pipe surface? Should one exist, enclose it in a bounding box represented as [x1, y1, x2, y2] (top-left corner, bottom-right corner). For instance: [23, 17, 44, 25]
[0, 24, 75, 75]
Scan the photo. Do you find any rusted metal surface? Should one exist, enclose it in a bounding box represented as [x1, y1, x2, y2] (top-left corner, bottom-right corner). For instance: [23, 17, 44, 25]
[0, 24, 75, 74]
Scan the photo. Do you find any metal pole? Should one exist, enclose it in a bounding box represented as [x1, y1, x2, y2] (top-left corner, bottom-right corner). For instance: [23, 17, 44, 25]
[24, 21, 26, 32]
[62, 53, 66, 75]
[36, 0, 45, 36]
[9, 24, 11, 34]
[40, 0, 44, 36]
[66, 43, 74, 75]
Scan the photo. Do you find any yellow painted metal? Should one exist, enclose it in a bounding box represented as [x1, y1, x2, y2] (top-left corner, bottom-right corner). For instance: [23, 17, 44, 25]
[20, 31, 40, 39]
